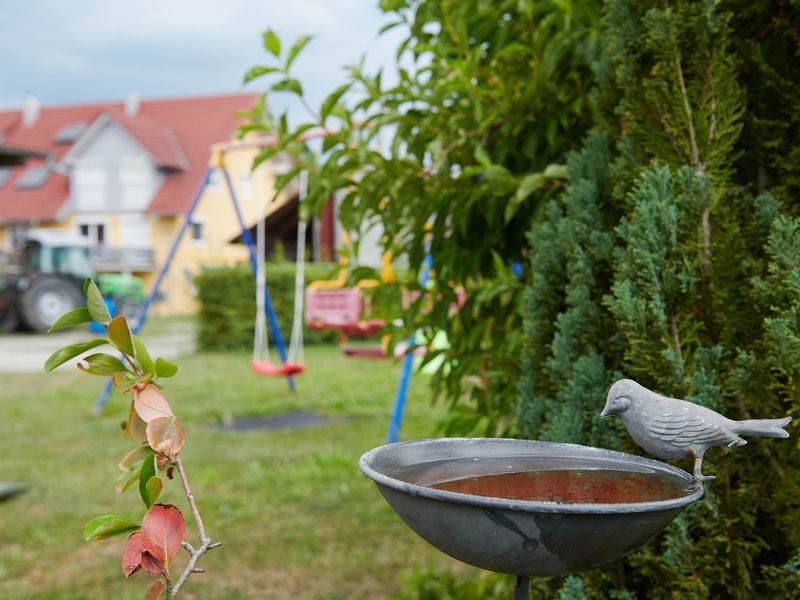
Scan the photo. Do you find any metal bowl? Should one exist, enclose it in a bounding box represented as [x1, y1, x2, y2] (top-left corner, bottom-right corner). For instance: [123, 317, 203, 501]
[360, 438, 703, 576]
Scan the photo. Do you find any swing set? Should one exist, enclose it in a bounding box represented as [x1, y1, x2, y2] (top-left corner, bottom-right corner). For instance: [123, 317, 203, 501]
[250, 171, 306, 377]
[93, 140, 306, 411]
[89, 130, 452, 449]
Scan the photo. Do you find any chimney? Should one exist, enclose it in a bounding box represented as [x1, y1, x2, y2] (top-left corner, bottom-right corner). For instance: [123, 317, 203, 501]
[22, 94, 40, 127]
[125, 91, 140, 117]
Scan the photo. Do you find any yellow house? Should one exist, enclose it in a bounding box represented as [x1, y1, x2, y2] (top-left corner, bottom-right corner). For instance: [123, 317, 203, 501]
[0, 92, 291, 316]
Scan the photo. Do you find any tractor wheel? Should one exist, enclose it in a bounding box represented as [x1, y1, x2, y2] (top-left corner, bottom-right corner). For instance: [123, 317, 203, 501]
[114, 296, 144, 326]
[19, 275, 84, 333]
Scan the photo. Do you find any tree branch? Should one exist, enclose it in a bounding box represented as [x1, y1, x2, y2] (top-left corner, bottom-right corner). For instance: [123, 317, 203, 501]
[675, 54, 705, 177]
[167, 456, 221, 599]
[668, 311, 686, 386]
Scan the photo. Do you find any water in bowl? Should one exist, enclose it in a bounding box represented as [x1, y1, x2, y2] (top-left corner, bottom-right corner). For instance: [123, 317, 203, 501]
[393, 456, 691, 504]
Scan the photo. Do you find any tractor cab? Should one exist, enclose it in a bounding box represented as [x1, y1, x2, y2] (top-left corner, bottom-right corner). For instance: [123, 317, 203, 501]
[0, 229, 144, 332]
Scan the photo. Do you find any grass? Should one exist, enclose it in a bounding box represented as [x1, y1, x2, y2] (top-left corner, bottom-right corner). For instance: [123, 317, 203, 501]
[0, 345, 474, 599]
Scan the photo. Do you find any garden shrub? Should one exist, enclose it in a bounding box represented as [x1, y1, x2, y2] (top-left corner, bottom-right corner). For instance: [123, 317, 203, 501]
[195, 261, 339, 351]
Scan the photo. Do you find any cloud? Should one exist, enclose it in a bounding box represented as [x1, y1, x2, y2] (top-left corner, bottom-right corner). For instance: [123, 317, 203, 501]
[0, 0, 407, 117]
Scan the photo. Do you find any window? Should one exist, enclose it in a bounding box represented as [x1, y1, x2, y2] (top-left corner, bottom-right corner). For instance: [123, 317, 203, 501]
[77, 221, 106, 246]
[240, 172, 253, 199]
[53, 122, 87, 144]
[119, 156, 153, 210]
[0, 167, 12, 188]
[16, 166, 51, 190]
[206, 170, 221, 192]
[73, 159, 108, 211]
[120, 215, 150, 247]
[189, 219, 206, 245]
[10, 224, 28, 247]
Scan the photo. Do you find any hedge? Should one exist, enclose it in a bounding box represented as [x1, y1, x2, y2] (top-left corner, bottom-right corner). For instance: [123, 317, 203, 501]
[195, 262, 340, 352]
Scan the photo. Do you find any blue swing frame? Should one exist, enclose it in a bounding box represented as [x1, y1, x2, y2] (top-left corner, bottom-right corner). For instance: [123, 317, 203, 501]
[93, 165, 295, 413]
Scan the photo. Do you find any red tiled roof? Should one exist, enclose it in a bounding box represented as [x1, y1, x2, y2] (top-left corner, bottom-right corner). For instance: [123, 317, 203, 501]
[0, 158, 69, 221]
[0, 92, 258, 222]
[105, 107, 187, 170]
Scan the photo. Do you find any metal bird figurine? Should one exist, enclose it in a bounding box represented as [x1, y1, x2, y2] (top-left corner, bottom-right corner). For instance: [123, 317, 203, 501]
[601, 379, 792, 484]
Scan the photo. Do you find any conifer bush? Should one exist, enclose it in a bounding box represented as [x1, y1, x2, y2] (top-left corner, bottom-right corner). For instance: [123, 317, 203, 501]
[518, 0, 800, 597]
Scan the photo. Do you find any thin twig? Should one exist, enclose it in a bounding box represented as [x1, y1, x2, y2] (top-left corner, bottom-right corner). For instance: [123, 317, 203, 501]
[167, 456, 221, 599]
[668, 312, 686, 386]
[675, 54, 704, 177]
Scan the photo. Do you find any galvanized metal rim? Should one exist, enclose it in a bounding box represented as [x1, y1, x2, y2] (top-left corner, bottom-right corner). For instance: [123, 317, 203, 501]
[359, 438, 705, 515]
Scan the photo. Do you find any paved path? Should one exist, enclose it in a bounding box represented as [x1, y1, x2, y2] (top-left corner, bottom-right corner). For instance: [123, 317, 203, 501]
[0, 329, 195, 373]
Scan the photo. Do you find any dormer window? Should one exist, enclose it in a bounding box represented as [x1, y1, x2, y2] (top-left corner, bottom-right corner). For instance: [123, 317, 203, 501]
[119, 156, 154, 211]
[73, 159, 108, 211]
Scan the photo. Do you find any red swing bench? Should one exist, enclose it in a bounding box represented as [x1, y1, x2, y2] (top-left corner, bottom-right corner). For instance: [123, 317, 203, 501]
[305, 287, 387, 358]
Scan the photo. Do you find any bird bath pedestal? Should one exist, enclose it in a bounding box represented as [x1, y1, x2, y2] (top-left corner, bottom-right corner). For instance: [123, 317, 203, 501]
[360, 438, 704, 599]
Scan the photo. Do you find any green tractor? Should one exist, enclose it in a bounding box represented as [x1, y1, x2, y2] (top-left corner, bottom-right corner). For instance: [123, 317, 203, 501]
[0, 229, 145, 332]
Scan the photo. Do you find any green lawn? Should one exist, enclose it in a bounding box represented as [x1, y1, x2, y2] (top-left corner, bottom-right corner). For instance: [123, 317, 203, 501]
[0, 345, 471, 599]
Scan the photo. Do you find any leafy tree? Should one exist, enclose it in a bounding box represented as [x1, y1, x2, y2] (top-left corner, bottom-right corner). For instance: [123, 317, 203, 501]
[242, 0, 601, 435]
[519, 0, 800, 597]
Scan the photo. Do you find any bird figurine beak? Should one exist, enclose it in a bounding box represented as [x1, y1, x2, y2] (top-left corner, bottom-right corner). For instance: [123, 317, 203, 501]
[600, 407, 610, 418]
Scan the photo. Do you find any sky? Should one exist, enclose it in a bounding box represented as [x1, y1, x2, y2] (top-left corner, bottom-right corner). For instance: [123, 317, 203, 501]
[0, 0, 407, 122]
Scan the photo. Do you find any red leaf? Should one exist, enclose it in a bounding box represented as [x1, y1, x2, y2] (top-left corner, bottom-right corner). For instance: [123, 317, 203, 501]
[132, 384, 174, 423]
[141, 504, 186, 566]
[121, 532, 144, 577]
[141, 551, 165, 577]
[155, 452, 172, 471]
[144, 579, 164, 600]
[146, 416, 186, 459]
[122, 401, 148, 443]
[145, 578, 165, 599]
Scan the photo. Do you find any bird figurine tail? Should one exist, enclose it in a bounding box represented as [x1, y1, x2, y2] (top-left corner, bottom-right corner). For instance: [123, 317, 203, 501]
[733, 416, 792, 438]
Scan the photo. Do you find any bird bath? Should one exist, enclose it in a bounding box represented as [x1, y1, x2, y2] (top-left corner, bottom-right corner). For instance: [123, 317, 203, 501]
[360, 437, 704, 599]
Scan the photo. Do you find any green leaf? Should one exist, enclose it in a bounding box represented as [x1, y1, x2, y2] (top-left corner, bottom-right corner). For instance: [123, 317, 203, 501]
[271, 78, 303, 96]
[154, 357, 178, 379]
[116, 461, 144, 494]
[143, 476, 163, 509]
[77, 353, 128, 376]
[473, 145, 492, 168]
[84, 278, 111, 326]
[542, 163, 568, 178]
[263, 29, 281, 57]
[321, 83, 352, 121]
[48, 307, 92, 332]
[118, 445, 151, 471]
[133, 336, 155, 375]
[516, 173, 546, 202]
[285, 35, 312, 70]
[243, 64, 280, 84]
[139, 452, 157, 507]
[107, 315, 134, 357]
[379, 20, 404, 35]
[83, 515, 140, 541]
[252, 146, 280, 171]
[44, 339, 108, 372]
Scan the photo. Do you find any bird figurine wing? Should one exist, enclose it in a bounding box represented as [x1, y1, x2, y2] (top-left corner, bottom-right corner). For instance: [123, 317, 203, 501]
[647, 404, 732, 448]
